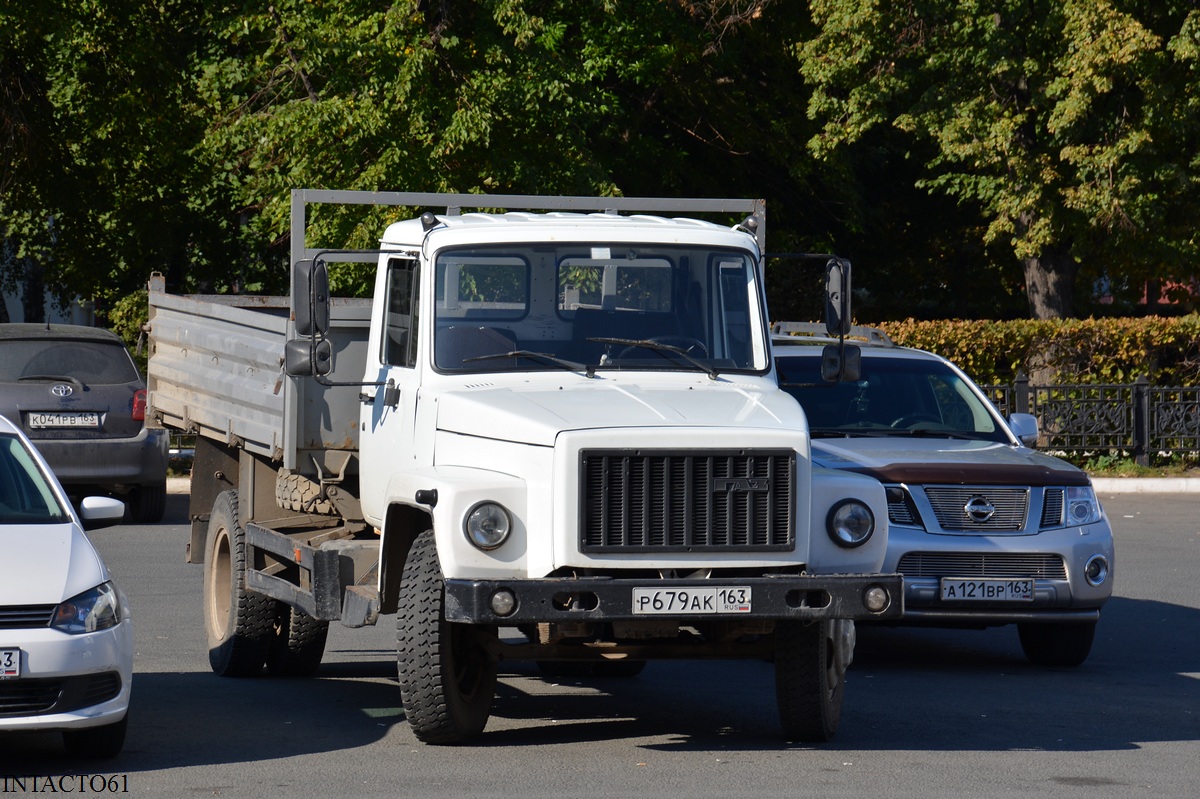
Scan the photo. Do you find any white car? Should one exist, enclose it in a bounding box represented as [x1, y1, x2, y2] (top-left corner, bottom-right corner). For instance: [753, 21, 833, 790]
[0, 415, 132, 757]
[773, 324, 1115, 666]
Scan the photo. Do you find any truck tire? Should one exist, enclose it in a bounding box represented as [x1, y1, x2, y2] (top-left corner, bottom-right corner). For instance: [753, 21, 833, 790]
[397, 529, 498, 744]
[203, 490, 277, 676]
[1017, 621, 1096, 667]
[267, 607, 329, 677]
[774, 619, 848, 743]
[275, 469, 333, 515]
[127, 483, 166, 524]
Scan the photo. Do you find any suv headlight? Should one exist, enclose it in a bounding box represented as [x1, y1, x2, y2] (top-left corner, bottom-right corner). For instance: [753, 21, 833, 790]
[827, 500, 875, 548]
[51, 582, 123, 634]
[1065, 486, 1102, 526]
[464, 501, 512, 551]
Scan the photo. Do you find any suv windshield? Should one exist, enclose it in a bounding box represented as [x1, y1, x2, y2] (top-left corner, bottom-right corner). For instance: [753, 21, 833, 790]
[777, 352, 1010, 442]
[429, 243, 766, 375]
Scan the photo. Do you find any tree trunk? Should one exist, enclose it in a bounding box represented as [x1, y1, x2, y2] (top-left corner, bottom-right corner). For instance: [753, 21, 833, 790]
[1023, 244, 1077, 320]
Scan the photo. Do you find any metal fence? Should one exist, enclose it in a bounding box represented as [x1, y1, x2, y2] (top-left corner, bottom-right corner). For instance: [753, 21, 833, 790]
[980, 374, 1200, 465]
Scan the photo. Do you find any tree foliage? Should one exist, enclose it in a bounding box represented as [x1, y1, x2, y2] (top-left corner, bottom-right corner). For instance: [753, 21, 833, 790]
[2, 0, 1198, 329]
[798, 0, 1200, 319]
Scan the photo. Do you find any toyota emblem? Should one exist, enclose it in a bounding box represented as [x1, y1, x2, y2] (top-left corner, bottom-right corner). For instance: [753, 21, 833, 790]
[51, 383, 74, 398]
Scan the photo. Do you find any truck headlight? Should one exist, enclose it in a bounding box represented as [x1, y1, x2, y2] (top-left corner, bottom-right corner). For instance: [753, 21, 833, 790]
[1066, 486, 1102, 525]
[827, 500, 875, 548]
[464, 501, 512, 551]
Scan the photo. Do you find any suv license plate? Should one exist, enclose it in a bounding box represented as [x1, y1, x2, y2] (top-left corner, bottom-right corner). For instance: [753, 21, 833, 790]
[632, 586, 752, 615]
[1, 648, 19, 678]
[940, 578, 1034, 602]
[27, 412, 100, 429]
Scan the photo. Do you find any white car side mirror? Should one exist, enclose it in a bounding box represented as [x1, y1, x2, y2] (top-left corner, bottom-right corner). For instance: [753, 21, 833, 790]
[80, 496, 127, 530]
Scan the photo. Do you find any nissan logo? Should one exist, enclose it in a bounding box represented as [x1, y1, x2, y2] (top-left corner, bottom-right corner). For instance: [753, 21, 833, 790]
[712, 477, 770, 493]
[51, 384, 74, 398]
[964, 495, 996, 522]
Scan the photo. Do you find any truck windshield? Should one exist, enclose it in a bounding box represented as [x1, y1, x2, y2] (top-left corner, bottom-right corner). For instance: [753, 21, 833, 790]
[432, 243, 767, 375]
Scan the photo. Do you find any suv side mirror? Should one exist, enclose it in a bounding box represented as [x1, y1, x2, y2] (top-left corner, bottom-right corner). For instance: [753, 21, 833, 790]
[1008, 413, 1039, 446]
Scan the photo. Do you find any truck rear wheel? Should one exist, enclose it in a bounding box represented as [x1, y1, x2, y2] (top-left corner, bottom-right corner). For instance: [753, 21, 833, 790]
[203, 490, 277, 676]
[774, 619, 849, 743]
[267, 607, 329, 677]
[397, 530, 498, 744]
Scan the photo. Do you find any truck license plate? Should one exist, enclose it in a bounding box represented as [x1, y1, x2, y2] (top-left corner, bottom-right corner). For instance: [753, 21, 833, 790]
[27, 412, 100, 429]
[632, 586, 751, 615]
[1, 648, 19, 678]
[940, 578, 1033, 602]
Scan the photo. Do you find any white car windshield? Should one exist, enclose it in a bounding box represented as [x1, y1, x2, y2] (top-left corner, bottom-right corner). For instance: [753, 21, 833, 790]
[0, 433, 72, 523]
[777, 353, 1011, 443]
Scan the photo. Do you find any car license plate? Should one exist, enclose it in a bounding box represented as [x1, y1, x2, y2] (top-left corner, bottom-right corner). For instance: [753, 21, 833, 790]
[632, 586, 751, 615]
[26, 412, 100, 429]
[940, 578, 1034, 602]
[0, 648, 19, 678]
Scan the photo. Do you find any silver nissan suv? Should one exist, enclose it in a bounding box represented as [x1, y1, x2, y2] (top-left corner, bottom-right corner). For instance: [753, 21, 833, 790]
[772, 323, 1115, 666]
[0, 323, 169, 522]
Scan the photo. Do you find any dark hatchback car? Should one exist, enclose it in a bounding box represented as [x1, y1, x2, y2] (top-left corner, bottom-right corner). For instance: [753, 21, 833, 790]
[0, 323, 168, 522]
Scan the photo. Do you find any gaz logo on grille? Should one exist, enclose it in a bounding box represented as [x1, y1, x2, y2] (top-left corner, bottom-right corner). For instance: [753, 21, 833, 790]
[711, 477, 770, 493]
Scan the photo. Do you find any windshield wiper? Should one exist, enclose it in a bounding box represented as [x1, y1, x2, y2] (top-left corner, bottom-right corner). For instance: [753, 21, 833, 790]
[874, 428, 983, 441]
[588, 337, 718, 380]
[18, 374, 86, 390]
[463, 350, 596, 378]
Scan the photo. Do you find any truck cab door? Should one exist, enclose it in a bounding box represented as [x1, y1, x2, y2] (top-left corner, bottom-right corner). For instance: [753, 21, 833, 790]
[359, 256, 421, 523]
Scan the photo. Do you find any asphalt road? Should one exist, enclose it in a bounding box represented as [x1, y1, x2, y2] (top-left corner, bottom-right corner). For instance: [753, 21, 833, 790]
[2, 491, 1197, 798]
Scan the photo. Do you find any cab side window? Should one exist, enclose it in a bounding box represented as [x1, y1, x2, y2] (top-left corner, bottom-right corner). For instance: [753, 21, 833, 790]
[384, 257, 420, 367]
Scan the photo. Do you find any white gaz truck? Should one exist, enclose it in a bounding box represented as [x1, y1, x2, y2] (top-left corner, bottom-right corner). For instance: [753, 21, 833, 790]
[146, 189, 902, 744]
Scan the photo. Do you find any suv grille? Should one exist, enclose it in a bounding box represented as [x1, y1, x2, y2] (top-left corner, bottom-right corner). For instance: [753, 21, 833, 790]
[925, 487, 1029, 532]
[580, 450, 795, 552]
[898, 552, 1067, 579]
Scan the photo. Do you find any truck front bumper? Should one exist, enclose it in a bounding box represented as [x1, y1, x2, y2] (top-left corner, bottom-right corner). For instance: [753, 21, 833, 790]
[443, 573, 904, 625]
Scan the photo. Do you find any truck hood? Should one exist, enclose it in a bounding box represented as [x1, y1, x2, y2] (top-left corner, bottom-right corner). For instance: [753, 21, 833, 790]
[0, 522, 107, 606]
[436, 381, 803, 446]
[811, 437, 1092, 486]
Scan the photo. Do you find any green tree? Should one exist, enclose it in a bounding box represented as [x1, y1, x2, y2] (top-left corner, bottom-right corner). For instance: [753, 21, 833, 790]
[797, 0, 1200, 319]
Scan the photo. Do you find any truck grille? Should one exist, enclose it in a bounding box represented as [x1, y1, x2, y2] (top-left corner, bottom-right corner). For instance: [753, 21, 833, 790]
[580, 450, 795, 553]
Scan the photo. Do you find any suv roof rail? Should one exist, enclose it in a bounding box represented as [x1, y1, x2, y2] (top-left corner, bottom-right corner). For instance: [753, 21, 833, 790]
[771, 321, 894, 345]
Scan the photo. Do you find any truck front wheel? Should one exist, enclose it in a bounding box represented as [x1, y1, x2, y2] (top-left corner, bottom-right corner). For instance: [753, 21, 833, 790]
[203, 490, 277, 676]
[774, 619, 850, 743]
[397, 530, 498, 743]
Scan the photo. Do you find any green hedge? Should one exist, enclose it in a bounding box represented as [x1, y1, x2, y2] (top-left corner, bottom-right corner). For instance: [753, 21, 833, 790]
[874, 315, 1200, 387]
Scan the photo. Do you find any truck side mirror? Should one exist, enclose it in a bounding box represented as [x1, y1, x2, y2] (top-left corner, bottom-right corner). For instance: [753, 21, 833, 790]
[821, 343, 861, 382]
[293, 259, 330, 338]
[283, 338, 332, 377]
[824, 258, 852, 337]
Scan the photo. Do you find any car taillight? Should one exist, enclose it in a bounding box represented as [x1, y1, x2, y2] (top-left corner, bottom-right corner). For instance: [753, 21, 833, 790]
[132, 389, 147, 421]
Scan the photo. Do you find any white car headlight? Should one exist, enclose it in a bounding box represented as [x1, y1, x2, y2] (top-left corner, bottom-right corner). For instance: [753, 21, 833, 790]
[1065, 486, 1102, 526]
[827, 500, 875, 548]
[464, 501, 512, 551]
[51, 582, 123, 634]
